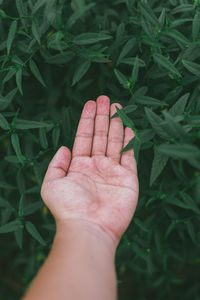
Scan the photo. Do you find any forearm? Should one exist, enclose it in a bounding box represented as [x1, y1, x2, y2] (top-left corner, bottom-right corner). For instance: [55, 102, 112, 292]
[22, 219, 117, 300]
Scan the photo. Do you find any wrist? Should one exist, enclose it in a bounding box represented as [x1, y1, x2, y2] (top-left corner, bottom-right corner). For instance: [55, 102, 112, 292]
[55, 218, 117, 257]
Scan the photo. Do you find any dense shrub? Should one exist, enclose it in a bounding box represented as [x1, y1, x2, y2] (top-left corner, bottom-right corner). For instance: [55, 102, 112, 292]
[0, 0, 200, 299]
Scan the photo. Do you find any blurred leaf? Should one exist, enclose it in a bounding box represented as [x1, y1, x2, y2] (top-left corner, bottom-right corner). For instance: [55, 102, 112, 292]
[25, 221, 46, 246]
[18, 194, 24, 217]
[52, 127, 60, 148]
[131, 55, 139, 84]
[0, 220, 21, 233]
[11, 133, 25, 165]
[182, 59, 200, 77]
[134, 217, 150, 232]
[29, 59, 47, 87]
[71, 60, 91, 86]
[7, 20, 17, 55]
[0, 113, 9, 130]
[15, 119, 51, 129]
[24, 201, 43, 216]
[192, 9, 200, 41]
[157, 143, 200, 159]
[16, 68, 23, 95]
[14, 226, 23, 249]
[138, 2, 160, 26]
[67, 3, 96, 29]
[39, 127, 48, 149]
[73, 32, 112, 45]
[32, 19, 41, 44]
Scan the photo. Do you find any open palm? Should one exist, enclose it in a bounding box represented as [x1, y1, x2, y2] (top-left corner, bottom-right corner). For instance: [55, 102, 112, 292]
[41, 96, 139, 247]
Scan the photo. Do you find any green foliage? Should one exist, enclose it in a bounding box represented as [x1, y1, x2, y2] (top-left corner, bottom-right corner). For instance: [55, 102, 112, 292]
[0, 0, 200, 299]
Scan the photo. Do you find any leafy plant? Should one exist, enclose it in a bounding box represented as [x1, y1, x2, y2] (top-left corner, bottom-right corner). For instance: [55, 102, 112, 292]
[0, 0, 200, 299]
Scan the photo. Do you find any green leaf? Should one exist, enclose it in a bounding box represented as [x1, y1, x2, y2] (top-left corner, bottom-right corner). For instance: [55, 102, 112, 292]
[120, 137, 135, 154]
[192, 10, 200, 41]
[135, 95, 168, 107]
[165, 220, 176, 238]
[18, 194, 24, 217]
[168, 93, 189, 116]
[32, 0, 46, 14]
[39, 127, 48, 149]
[162, 111, 188, 142]
[114, 68, 128, 89]
[67, 3, 96, 29]
[182, 59, 200, 77]
[73, 32, 112, 45]
[144, 107, 170, 139]
[25, 221, 46, 246]
[157, 143, 200, 159]
[14, 226, 23, 249]
[110, 104, 137, 119]
[0, 113, 9, 130]
[0, 220, 21, 233]
[71, 60, 91, 86]
[165, 29, 190, 46]
[186, 221, 196, 244]
[131, 55, 139, 84]
[116, 37, 136, 66]
[32, 19, 41, 44]
[134, 217, 150, 232]
[153, 53, 181, 78]
[171, 4, 194, 14]
[24, 201, 43, 216]
[11, 133, 25, 166]
[115, 105, 139, 140]
[15, 119, 51, 129]
[7, 20, 17, 55]
[29, 59, 46, 87]
[16, 68, 23, 95]
[52, 127, 60, 148]
[150, 149, 169, 186]
[138, 2, 160, 26]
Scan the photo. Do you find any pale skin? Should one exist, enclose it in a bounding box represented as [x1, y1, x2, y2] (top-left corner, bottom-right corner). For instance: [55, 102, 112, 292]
[22, 95, 139, 300]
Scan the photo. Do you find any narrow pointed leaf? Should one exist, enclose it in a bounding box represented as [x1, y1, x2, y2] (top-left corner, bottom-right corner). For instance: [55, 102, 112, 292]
[25, 221, 46, 246]
[117, 37, 136, 65]
[153, 53, 181, 78]
[0, 113, 9, 130]
[73, 32, 112, 45]
[114, 68, 128, 89]
[168, 93, 189, 116]
[11, 133, 25, 165]
[182, 59, 200, 77]
[29, 59, 46, 87]
[157, 143, 200, 159]
[115, 105, 139, 140]
[67, 3, 96, 29]
[7, 20, 17, 55]
[150, 149, 169, 186]
[71, 60, 91, 86]
[16, 68, 23, 95]
[0, 220, 21, 233]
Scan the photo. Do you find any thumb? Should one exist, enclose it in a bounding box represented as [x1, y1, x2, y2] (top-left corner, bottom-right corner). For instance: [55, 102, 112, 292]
[43, 146, 71, 183]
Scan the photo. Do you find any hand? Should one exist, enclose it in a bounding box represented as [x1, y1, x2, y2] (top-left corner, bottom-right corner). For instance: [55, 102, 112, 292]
[40, 95, 139, 248]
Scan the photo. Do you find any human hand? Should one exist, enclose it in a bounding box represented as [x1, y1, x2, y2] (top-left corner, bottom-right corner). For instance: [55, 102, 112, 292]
[40, 95, 139, 248]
